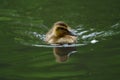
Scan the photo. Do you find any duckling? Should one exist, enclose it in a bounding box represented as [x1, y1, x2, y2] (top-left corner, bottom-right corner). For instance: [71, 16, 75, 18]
[45, 21, 77, 44]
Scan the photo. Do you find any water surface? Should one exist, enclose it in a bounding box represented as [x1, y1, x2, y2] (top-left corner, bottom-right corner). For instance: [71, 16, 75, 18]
[0, 0, 120, 80]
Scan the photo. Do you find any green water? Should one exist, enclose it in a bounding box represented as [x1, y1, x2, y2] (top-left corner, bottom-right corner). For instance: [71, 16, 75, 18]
[0, 0, 120, 80]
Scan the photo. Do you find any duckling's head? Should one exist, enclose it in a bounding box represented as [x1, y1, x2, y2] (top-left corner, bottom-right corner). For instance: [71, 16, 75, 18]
[53, 21, 73, 37]
[54, 21, 69, 28]
[45, 21, 77, 44]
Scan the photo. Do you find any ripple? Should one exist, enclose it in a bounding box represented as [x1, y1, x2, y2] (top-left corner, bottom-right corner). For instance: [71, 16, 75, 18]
[31, 44, 86, 48]
[76, 22, 120, 44]
[15, 21, 120, 47]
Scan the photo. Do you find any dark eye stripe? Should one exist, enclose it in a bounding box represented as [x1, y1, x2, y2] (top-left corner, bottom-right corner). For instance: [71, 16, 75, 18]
[57, 27, 67, 30]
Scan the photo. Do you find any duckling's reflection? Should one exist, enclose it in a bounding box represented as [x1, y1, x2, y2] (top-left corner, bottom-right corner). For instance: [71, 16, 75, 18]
[53, 46, 77, 63]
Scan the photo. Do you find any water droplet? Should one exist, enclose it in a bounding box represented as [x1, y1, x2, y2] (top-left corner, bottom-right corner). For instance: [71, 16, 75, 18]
[91, 39, 99, 44]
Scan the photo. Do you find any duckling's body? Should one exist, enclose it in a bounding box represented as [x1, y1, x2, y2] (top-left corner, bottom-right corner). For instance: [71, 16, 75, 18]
[45, 21, 77, 44]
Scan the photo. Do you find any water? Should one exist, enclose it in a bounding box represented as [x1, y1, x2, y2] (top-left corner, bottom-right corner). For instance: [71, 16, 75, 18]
[0, 0, 120, 80]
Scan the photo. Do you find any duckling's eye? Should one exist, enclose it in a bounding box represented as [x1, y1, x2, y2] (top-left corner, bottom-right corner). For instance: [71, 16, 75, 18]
[58, 27, 65, 30]
[56, 27, 65, 31]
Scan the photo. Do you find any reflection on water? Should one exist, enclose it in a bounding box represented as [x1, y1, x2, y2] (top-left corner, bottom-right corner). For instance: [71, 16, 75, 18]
[53, 46, 77, 63]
